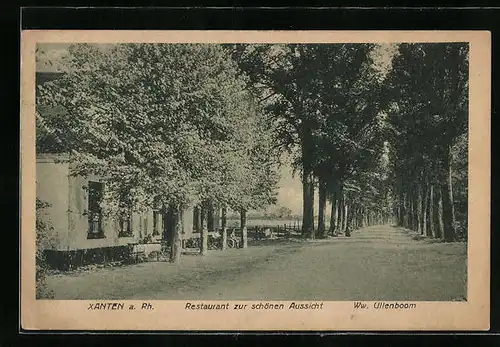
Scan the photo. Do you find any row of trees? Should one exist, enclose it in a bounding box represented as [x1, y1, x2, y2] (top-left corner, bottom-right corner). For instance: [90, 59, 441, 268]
[36, 44, 280, 262]
[384, 43, 469, 241]
[230, 42, 468, 241]
[230, 43, 394, 238]
[37, 41, 469, 265]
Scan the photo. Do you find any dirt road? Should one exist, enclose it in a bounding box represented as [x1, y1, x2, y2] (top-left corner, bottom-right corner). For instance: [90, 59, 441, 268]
[46, 225, 467, 301]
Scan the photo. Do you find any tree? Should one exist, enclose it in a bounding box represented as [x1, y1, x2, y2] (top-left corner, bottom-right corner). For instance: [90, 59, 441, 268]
[308, 44, 386, 237]
[230, 43, 383, 238]
[36, 43, 279, 260]
[230, 44, 321, 238]
[384, 43, 469, 242]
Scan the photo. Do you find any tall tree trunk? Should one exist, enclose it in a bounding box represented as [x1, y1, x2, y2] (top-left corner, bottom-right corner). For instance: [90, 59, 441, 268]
[162, 203, 170, 242]
[416, 188, 423, 234]
[329, 189, 338, 235]
[414, 191, 420, 232]
[409, 193, 415, 230]
[199, 204, 208, 255]
[401, 192, 406, 228]
[406, 195, 411, 229]
[396, 205, 401, 226]
[337, 184, 344, 233]
[193, 206, 200, 233]
[441, 144, 456, 242]
[426, 184, 434, 237]
[438, 189, 445, 239]
[240, 209, 248, 249]
[302, 166, 315, 239]
[342, 197, 348, 232]
[153, 210, 159, 236]
[398, 181, 405, 226]
[221, 207, 228, 250]
[354, 207, 359, 229]
[408, 193, 414, 230]
[169, 204, 182, 263]
[433, 188, 444, 239]
[309, 175, 315, 238]
[317, 178, 327, 238]
[179, 208, 184, 235]
[421, 180, 428, 236]
[359, 207, 364, 228]
[207, 202, 214, 232]
[408, 193, 413, 230]
[345, 202, 354, 237]
[399, 197, 402, 226]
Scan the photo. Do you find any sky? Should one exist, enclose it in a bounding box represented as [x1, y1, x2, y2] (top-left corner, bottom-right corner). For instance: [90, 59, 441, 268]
[36, 43, 398, 216]
[36, 43, 71, 72]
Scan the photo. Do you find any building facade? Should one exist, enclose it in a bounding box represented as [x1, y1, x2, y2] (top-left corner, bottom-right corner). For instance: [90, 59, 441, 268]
[37, 153, 195, 269]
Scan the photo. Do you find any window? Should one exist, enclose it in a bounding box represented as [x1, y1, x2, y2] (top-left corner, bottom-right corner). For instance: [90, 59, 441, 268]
[87, 181, 104, 239]
[141, 215, 147, 237]
[118, 207, 133, 237]
[152, 210, 161, 236]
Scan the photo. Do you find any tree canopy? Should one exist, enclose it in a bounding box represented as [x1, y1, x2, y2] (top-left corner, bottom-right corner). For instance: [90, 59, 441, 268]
[36, 43, 279, 219]
[384, 43, 469, 241]
[36, 41, 469, 252]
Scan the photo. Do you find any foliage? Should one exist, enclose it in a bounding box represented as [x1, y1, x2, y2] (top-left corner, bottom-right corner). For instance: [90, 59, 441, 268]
[36, 198, 55, 299]
[36, 44, 279, 217]
[231, 43, 390, 233]
[452, 132, 468, 240]
[384, 43, 469, 240]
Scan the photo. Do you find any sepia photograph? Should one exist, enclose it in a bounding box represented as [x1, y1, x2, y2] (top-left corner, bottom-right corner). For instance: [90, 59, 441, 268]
[21, 30, 490, 331]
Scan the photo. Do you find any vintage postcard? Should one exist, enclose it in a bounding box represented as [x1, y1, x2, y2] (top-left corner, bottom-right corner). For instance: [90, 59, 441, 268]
[21, 30, 490, 331]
